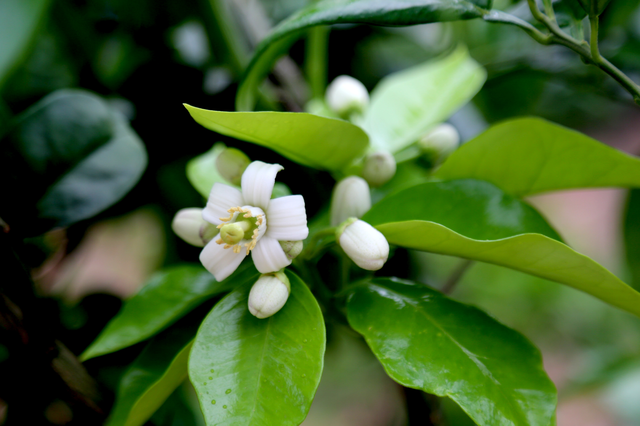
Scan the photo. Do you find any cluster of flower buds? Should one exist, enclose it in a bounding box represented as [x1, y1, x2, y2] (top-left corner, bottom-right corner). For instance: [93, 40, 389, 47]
[418, 123, 460, 165]
[331, 176, 390, 271]
[325, 75, 369, 119]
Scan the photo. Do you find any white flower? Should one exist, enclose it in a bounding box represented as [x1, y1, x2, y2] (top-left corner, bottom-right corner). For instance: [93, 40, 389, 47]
[171, 208, 217, 247]
[330, 176, 371, 226]
[418, 123, 460, 163]
[362, 151, 397, 187]
[248, 272, 290, 319]
[337, 218, 389, 271]
[325, 75, 369, 118]
[199, 161, 309, 281]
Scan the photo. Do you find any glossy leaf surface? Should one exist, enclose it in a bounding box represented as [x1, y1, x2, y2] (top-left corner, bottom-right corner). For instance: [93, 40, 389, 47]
[108, 325, 195, 426]
[363, 46, 486, 153]
[347, 277, 557, 426]
[186, 142, 234, 198]
[184, 104, 368, 171]
[436, 117, 640, 197]
[82, 264, 258, 361]
[363, 180, 640, 317]
[236, 0, 490, 111]
[0, 0, 50, 89]
[0, 89, 146, 236]
[189, 270, 325, 426]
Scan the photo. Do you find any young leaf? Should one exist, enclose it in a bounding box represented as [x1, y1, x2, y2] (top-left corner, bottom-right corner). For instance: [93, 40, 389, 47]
[347, 277, 557, 426]
[184, 104, 368, 172]
[0, 89, 147, 236]
[436, 117, 640, 197]
[363, 46, 486, 153]
[236, 0, 490, 111]
[186, 142, 233, 198]
[107, 324, 196, 426]
[0, 0, 50, 90]
[363, 179, 640, 317]
[81, 264, 259, 361]
[189, 270, 325, 426]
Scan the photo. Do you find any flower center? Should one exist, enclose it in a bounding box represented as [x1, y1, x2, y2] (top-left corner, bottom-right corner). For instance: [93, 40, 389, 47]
[215, 206, 266, 254]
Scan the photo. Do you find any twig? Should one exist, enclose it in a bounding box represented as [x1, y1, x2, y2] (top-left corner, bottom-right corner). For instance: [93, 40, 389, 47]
[441, 259, 474, 295]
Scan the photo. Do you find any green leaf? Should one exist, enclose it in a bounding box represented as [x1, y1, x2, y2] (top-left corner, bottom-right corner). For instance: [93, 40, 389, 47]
[236, 0, 490, 111]
[576, 0, 613, 15]
[553, 0, 587, 39]
[347, 277, 557, 426]
[436, 117, 640, 197]
[184, 104, 368, 172]
[363, 46, 486, 153]
[186, 142, 234, 198]
[363, 179, 640, 317]
[624, 189, 640, 289]
[81, 264, 259, 361]
[0, 89, 147, 236]
[189, 270, 325, 426]
[108, 325, 196, 426]
[0, 0, 50, 90]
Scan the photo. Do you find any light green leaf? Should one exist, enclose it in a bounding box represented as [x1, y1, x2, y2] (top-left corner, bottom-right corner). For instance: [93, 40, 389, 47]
[0, 89, 147, 236]
[236, 0, 490, 111]
[184, 104, 368, 172]
[81, 264, 258, 361]
[363, 179, 640, 317]
[189, 270, 325, 426]
[347, 277, 557, 426]
[0, 0, 50, 90]
[363, 46, 486, 153]
[436, 117, 640, 197]
[108, 325, 195, 426]
[186, 142, 233, 198]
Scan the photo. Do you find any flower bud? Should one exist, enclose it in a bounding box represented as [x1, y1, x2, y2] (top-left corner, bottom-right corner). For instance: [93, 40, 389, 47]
[418, 123, 460, 164]
[362, 151, 397, 187]
[330, 176, 372, 226]
[216, 148, 250, 186]
[279, 240, 303, 260]
[248, 271, 291, 319]
[325, 75, 369, 118]
[336, 218, 389, 271]
[171, 208, 217, 247]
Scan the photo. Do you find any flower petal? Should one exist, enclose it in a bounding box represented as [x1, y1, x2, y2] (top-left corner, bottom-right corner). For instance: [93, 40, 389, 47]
[251, 236, 291, 273]
[265, 195, 309, 241]
[202, 183, 243, 225]
[241, 161, 283, 210]
[200, 240, 247, 281]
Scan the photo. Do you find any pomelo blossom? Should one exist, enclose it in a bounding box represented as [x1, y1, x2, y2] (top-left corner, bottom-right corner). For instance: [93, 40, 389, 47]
[199, 161, 309, 281]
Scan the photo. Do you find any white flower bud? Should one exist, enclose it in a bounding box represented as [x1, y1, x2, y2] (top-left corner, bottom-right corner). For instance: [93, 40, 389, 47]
[248, 272, 291, 319]
[362, 151, 397, 187]
[216, 147, 250, 186]
[330, 176, 372, 226]
[337, 218, 389, 271]
[171, 208, 217, 247]
[279, 241, 303, 260]
[325, 75, 369, 118]
[418, 123, 460, 164]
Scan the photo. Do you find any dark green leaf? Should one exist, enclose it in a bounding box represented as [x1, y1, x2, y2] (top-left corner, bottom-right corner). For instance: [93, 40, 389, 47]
[236, 0, 490, 111]
[347, 277, 557, 426]
[436, 117, 640, 197]
[189, 270, 325, 426]
[108, 324, 196, 426]
[0, 0, 50, 90]
[0, 89, 147, 235]
[576, 0, 613, 15]
[184, 104, 369, 172]
[363, 179, 640, 317]
[363, 46, 486, 153]
[624, 189, 640, 289]
[81, 264, 259, 361]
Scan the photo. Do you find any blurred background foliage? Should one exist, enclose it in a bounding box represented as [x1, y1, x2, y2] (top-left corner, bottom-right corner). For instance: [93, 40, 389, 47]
[2, 0, 640, 425]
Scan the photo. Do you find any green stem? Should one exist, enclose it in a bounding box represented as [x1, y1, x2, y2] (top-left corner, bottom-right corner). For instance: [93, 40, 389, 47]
[300, 227, 336, 260]
[198, 0, 247, 77]
[305, 26, 329, 100]
[523, 0, 640, 104]
[541, 0, 556, 23]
